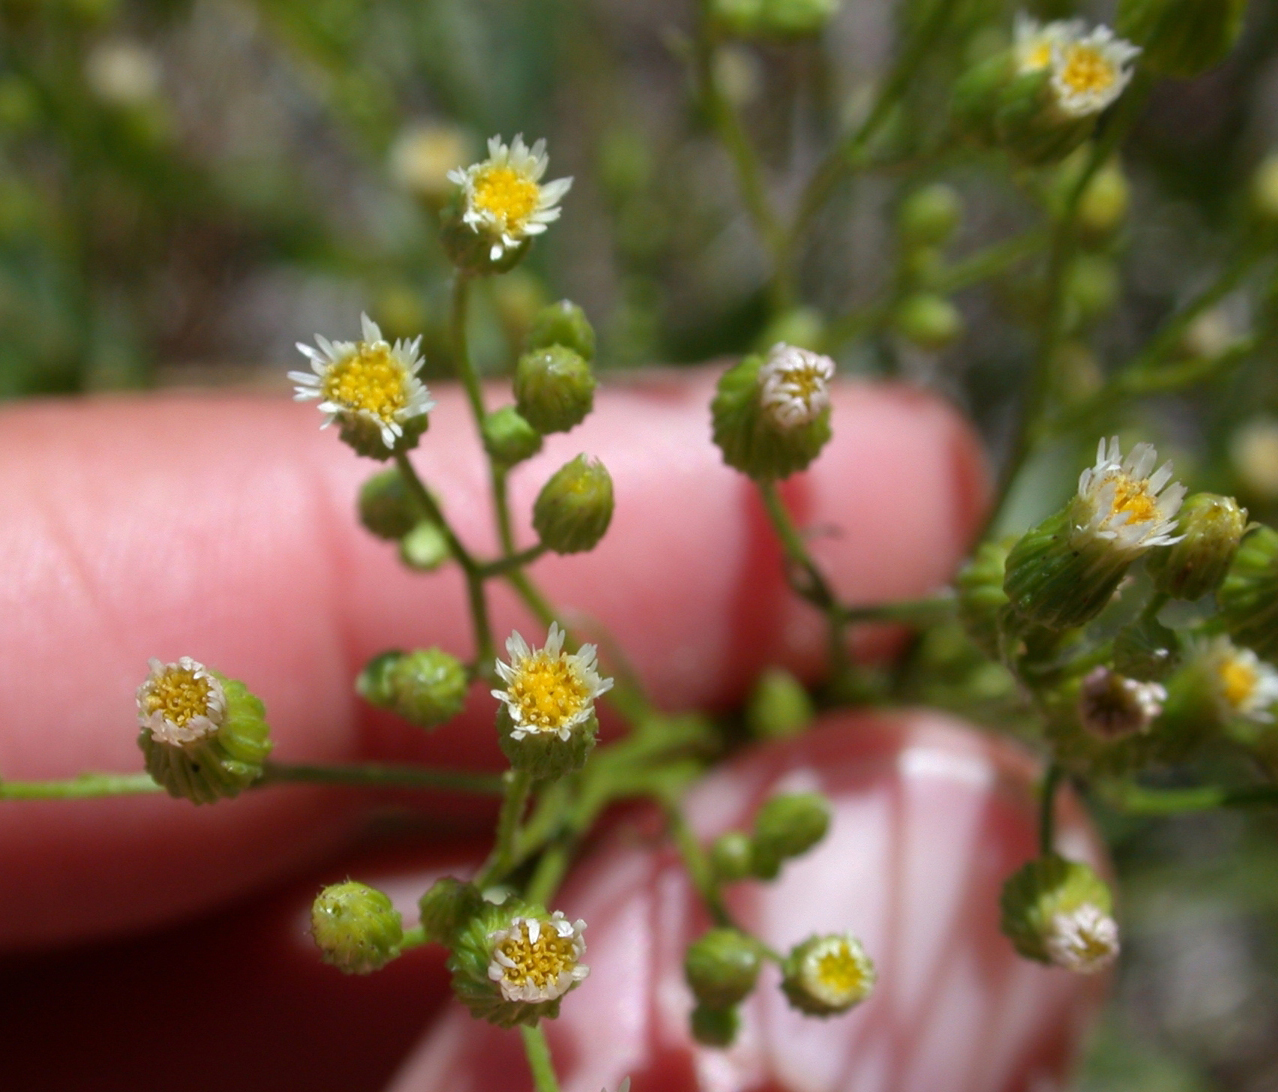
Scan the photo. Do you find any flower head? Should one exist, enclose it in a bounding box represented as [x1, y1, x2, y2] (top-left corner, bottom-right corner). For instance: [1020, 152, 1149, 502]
[448, 135, 572, 262]
[486, 912, 589, 1003]
[758, 343, 835, 429]
[1044, 903, 1120, 973]
[137, 657, 227, 746]
[290, 314, 434, 454]
[786, 933, 876, 1013]
[1198, 636, 1278, 723]
[1014, 13, 1085, 73]
[1078, 666, 1166, 740]
[1049, 24, 1140, 118]
[1072, 437, 1186, 555]
[493, 622, 613, 742]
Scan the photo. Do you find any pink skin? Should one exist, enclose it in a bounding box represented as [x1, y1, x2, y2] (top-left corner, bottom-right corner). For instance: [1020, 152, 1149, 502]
[0, 372, 1104, 1088]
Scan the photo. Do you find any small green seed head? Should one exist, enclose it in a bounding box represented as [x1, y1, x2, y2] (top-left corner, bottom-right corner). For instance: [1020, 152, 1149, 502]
[684, 928, 764, 1009]
[312, 881, 404, 975]
[419, 877, 485, 947]
[533, 455, 615, 555]
[482, 406, 544, 467]
[358, 467, 422, 540]
[515, 346, 596, 435]
[690, 1003, 740, 1048]
[526, 299, 596, 361]
[1148, 493, 1248, 601]
[752, 792, 832, 877]
[897, 183, 963, 248]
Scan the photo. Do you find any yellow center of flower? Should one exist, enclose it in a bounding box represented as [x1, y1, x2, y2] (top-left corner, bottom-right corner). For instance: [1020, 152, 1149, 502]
[782, 365, 826, 403]
[1220, 657, 1258, 710]
[1025, 42, 1052, 70]
[1071, 924, 1115, 965]
[1108, 475, 1160, 525]
[813, 942, 867, 999]
[321, 343, 408, 423]
[508, 653, 590, 732]
[472, 165, 540, 230]
[496, 922, 577, 991]
[1059, 45, 1115, 96]
[142, 668, 213, 727]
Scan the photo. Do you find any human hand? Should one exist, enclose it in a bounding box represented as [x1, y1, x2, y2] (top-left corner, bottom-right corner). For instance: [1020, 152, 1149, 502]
[0, 372, 1103, 1090]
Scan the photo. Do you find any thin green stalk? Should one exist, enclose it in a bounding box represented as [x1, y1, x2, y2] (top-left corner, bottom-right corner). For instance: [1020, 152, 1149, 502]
[931, 230, 1049, 295]
[399, 925, 427, 951]
[478, 543, 547, 578]
[840, 594, 956, 626]
[1039, 762, 1063, 856]
[0, 772, 162, 801]
[666, 803, 732, 928]
[1104, 782, 1278, 815]
[259, 761, 505, 795]
[450, 273, 485, 423]
[476, 768, 533, 888]
[520, 1025, 562, 1092]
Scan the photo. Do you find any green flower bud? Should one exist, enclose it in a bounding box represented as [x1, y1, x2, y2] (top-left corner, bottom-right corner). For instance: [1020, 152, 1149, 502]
[712, 0, 840, 38]
[684, 928, 764, 1008]
[419, 877, 485, 947]
[498, 703, 598, 779]
[1116, 0, 1247, 78]
[752, 792, 831, 878]
[482, 406, 544, 467]
[1251, 154, 1278, 230]
[710, 831, 755, 883]
[399, 520, 452, 571]
[892, 293, 964, 351]
[1000, 855, 1119, 973]
[358, 467, 422, 540]
[781, 933, 876, 1016]
[448, 900, 590, 1027]
[311, 880, 404, 975]
[745, 667, 815, 740]
[995, 68, 1096, 168]
[1065, 254, 1119, 325]
[533, 455, 614, 555]
[1219, 526, 1278, 661]
[136, 658, 272, 805]
[1148, 493, 1247, 600]
[956, 538, 1013, 659]
[514, 346, 596, 435]
[526, 299, 597, 361]
[1003, 507, 1125, 630]
[357, 648, 469, 729]
[951, 52, 1016, 148]
[690, 1003, 739, 1048]
[897, 184, 963, 248]
[1075, 159, 1130, 243]
[757, 306, 826, 353]
[711, 346, 833, 481]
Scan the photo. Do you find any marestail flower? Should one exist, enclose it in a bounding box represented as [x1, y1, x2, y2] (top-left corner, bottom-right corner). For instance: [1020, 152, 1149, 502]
[290, 313, 434, 459]
[781, 933, 877, 1016]
[137, 656, 226, 746]
[1044, 903, 1120, 974]
[1013, 14, 1085, 74]
[1049, 24, 1140, 119]
[487, 911, 590, 1004]
[757, 343, 834, 430]
[1078, 666, 1166, 741]
[1197, 636, 1278, 724]
[1073, 437, 1185, 555]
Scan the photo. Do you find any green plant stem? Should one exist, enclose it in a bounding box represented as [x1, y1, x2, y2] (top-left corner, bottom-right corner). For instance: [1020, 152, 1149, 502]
[1039, 762, 1063, 856]
[259, 761, 505, 794]
[450, 272, 484, 423]
[839, 594, 956, 626]
[520, 1025, 562, 1092]
[399, 925, 427, 951]
[476, 768, 533, 888]
[1104, 782, 1278, 815]
[479, 543, 547, 578]
[931, 230, 1050, 295]
[0, 772, 163, 800]
[666, 803, 733, 928]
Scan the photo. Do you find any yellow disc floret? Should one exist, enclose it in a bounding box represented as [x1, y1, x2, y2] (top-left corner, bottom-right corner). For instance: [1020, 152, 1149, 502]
[813, 941, 871, 997]
[320, 343, 409, 425]
[507, 653, 591, 734]
[486, 912, 590, 1004]
[137, 656, 228, 746]
[1221, 657, 1259, 711]
[471, 166, 541, 233]
[1059, 43, 1116, 96]
[497, 922, 576, 992]
[1108, 475, 1161, 526]
[141, 665, 213, 727]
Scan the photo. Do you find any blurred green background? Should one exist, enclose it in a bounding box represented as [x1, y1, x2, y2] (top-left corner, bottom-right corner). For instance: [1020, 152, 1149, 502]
[5, 0, 1278, 1086]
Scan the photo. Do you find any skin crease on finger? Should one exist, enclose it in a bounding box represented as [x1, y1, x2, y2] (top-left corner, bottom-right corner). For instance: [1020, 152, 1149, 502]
[389, 713, 1108, 1092]
[0, 370, 986, 946]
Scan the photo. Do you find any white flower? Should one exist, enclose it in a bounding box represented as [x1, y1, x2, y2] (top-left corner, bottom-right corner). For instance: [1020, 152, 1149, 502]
[492, 622, 613, 742]
[448, 134, 573, 262]
[1044, 903, 1120, 973]
[1013, 13, 1084, 74]
[1197, 636, 1278, 723]
[137, 657, 227, 746]
[1072, 437, 1186, 555]
[1078, 666, 1166, 740]
[289, 313, 434, 451]
[389, 122, 471, 201]
[758, 343, 835, 429]
[794, 934, 876, 1009]
[486, 912, 589, 1003]
[1049, 24, 1140, 119]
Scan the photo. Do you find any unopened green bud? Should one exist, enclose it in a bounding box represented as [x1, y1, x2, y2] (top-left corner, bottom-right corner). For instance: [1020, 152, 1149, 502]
[1149, 493, 1247, 600]
[514, 345, 596, 435]
[752, 792, 831, 878]
[1250, 154, 1278, 229]
[1117, 0, 1247, 78]
[1000, 855, 1119, 973]
[1076, 159, 1130, 243]
[892, 293, 963, 350]
[399, 520, 451, 571]
[951, 52, 1016, 148]
[746, 667, 815, 740]
[526, 299, 596, 361]
[898, 184, 963, 248]
[419, 877, 485, 947]
[358, 467, 422, 540]
[956, 538, 1012, 659]
[136, 658, 272, 805]
[685, 928, 764, 1008]
[781, 933, 876, 1016]
[757, 306, 826, 352]
[1065, 255, 1119, 325]
[712, 0, 840, 38]
[312, 881, 404, 974]
[690, 1003, 739, 1048]
[357, 648, 469, 729]
[482, 406, 544, 467]
[1219, 526, 1278, 661]
[449, 900, 590, 1027]
[533, 455, 614, 555]
[710, 831, 755, 883]
[711, 346, 833, 481]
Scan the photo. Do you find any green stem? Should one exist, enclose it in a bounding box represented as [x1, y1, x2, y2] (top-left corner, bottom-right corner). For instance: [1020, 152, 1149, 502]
[259, 761, 505, 794]
[479, 544, 547, 578]
[1039, 762, 1063, 857]
[666, 803, 732, 927]
[1104, 782, 1278, 815]
[520, 1025, 562, 1092]
[476, 768, 533, 888]
[931, 230, 1049, 295]
[450, 272, 485, 423]
[0, 772, 162, 801]
[399, 925, 428, 951]
[839, 594, 956, 626]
